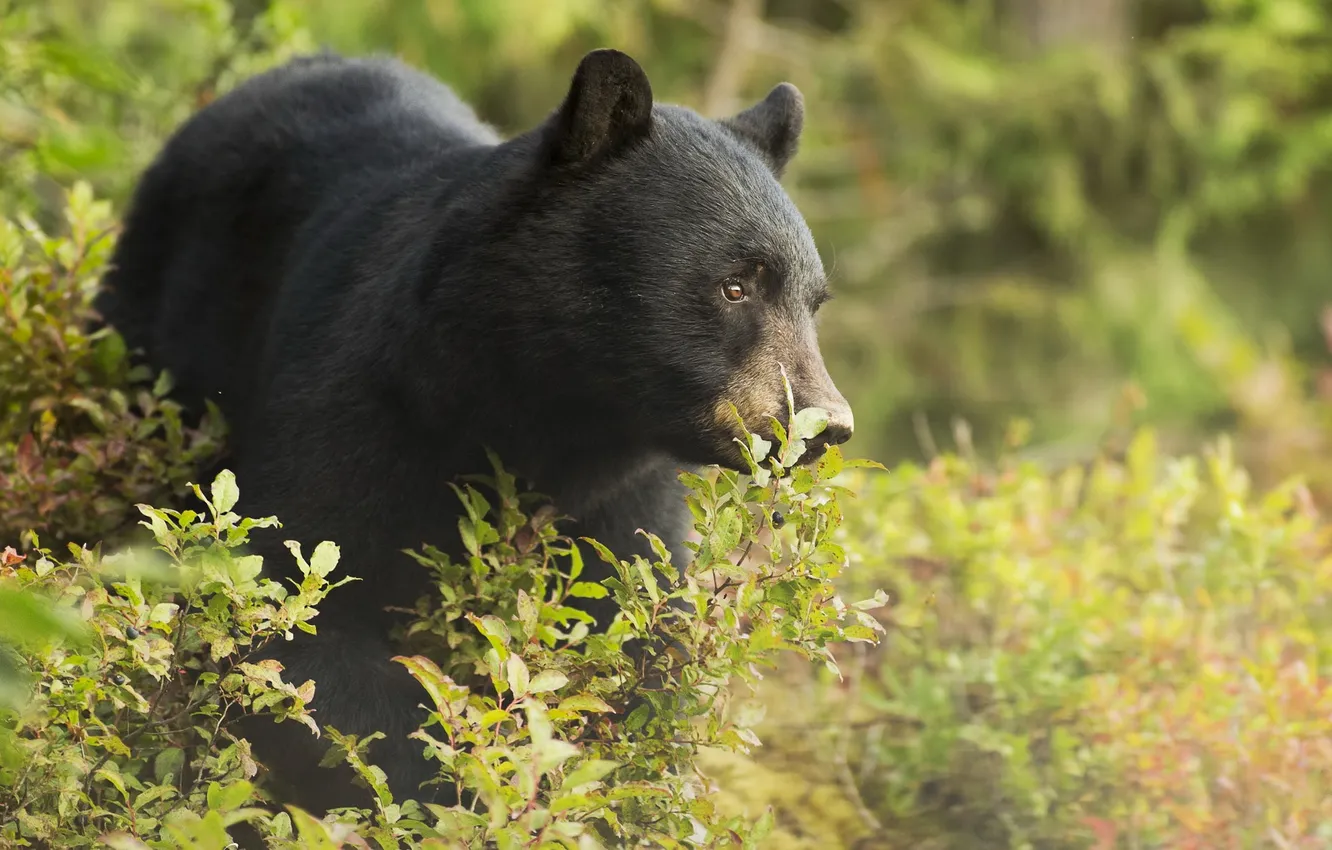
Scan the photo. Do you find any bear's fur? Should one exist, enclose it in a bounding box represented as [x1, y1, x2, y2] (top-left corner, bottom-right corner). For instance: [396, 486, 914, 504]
[96, 48, 853, 814]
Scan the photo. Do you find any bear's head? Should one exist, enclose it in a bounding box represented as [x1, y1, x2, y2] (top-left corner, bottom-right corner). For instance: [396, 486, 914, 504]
[521, 49, 852, 472]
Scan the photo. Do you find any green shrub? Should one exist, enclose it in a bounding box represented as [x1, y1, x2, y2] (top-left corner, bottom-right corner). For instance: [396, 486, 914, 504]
[717, 429, 1332, 849]
[0, 473, 342, 847]
[1, 444, 885, 847]
[0, 183, 225, 551]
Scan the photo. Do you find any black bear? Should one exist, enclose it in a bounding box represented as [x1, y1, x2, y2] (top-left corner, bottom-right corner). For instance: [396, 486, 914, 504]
[95, 48, 853, 815]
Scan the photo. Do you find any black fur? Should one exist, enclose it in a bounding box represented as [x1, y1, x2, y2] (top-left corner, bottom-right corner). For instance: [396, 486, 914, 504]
[721, 82, 805, 177]
[96, 48, 850, 815]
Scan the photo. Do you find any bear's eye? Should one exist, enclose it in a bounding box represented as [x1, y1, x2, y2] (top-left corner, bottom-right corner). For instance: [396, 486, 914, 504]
[721, 280, 747, 303]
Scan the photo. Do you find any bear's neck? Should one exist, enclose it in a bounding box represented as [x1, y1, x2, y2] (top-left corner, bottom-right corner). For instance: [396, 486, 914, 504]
[362, 348, 665, 510]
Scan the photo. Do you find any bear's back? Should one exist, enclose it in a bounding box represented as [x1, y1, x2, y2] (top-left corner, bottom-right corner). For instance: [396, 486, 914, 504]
[98, 54, 501, 439]
[184, 53, 500, 176]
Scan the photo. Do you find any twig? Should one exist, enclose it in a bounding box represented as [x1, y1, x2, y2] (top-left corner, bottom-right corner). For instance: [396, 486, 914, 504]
[701, 0, 763, 117]
[912, 412, 939, 460]
[832, 643, 884, 835]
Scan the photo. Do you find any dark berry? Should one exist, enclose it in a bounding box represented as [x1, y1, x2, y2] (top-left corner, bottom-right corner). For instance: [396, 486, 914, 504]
[229, 626, 243, 640]
[111, 672, 128, 686]
[124, 626, 140, 640]
[770, 510, 786, 530]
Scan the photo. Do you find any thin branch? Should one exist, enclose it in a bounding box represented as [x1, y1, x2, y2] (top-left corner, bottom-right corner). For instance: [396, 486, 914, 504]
[701, 0, 763, 117]
[832, 643, 884, 835]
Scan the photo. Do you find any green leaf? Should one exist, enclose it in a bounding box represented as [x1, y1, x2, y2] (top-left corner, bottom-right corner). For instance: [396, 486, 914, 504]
[817, 443, 845, 479]
[152, 368, 175, 398]
[459, 518, 479, 557]
[844, 457, 888, 471]
[556, 694, 615, 714]
[841, 624, 880, 644]
[750, 806, 778, 845]
[792, 406, 830, 441]
[133, 782, 177, 809]
[0, 585, 89, 647]
[210, 469, 239, 514]
[516, 589, 538, 635]
[468, 613, 513, 659]
[148, 602, 179, 624]
[634, 558, 661, 604]
[308, 541, 340, 578]
[560, 758, 620, 793]
[853, 589, 890, 610]
[205, 779, 254, 813]
[569, 581, 609, 599]
[765, 580, 799, 609]
[706, 505, 744, 560]
[395, 654, 465, 719]
[233, 555, 264, 583]
[626, 703, 651, 731]
[285, 806, 345, 849]
[528, 669, 568, 694]
[567, 541, 585, 581]
[95, 765, 129, 801]
[480, 707, 511, 727]
[154, 747, 186, 784]
[748, 431, 774, 465]
[506, 654, 530, 695]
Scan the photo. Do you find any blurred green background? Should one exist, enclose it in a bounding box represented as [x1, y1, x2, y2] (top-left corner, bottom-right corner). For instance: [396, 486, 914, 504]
[7, 0, 1332, 490]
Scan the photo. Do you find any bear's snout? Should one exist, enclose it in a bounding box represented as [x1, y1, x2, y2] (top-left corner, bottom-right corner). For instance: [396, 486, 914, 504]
[710, 347, 855, 469]
[790, 383, 853, 466]
[807, 397, 854, 450]
[788, 343, 854, 459]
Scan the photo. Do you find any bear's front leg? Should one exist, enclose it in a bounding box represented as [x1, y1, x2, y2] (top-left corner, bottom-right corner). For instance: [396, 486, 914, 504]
[237, 624, 450, 816]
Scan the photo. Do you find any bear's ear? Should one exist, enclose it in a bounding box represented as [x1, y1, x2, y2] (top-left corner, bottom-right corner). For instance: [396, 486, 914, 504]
[720, 82, 805, 177]
[543, 49, 654, 170]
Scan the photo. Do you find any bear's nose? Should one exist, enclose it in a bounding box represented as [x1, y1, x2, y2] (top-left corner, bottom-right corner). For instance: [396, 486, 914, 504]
[799, 402, 852, 458]
[821, 418, 853, 447]
[808, 401, 854, 451]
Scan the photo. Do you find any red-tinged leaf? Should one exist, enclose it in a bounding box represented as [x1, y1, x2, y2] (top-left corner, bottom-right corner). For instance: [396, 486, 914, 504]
[16, 433, 39, 478]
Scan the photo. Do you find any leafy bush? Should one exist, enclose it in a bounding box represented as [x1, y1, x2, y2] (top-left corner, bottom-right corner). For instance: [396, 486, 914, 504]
[1, 439, 884, 848]
[0, 473, 341, 847]
[712, 429, 1332, 849]
[0, 183, 225, 551]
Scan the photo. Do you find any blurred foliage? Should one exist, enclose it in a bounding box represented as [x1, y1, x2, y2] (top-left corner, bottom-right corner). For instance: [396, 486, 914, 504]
[0, 0, 313, 223]
[707, 430, 1332, 849]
